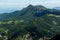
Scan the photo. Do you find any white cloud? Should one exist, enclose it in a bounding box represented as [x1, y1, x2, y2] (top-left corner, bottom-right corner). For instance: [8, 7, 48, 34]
[0, 0, 60, 8]
[0, 0, 60, 13]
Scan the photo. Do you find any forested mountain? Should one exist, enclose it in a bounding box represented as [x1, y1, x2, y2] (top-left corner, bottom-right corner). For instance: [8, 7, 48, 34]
[0, 5, 60, 20]
[0, 5, 60, 40]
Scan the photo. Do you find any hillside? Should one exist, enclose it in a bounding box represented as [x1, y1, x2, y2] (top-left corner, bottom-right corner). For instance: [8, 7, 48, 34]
[0, 13, 60, 40]
[0, 5, 60, 40]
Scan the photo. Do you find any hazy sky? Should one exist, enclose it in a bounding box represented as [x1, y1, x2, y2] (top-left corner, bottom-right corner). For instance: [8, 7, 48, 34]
[0, 0, 60, 13]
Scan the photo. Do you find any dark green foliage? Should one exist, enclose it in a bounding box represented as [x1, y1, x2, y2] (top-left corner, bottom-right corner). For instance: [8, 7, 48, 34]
[0, 5, 60, 40]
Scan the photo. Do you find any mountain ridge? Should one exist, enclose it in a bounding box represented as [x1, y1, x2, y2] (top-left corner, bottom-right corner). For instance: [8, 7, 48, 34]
[0, 5, 60, 20]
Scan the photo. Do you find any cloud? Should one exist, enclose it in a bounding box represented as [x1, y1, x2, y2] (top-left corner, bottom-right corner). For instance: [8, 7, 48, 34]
[0, 2, 20, 5]
[0, 0, 60, 13]
[45, 0, 60, 5]
[0, 0, 60, 8]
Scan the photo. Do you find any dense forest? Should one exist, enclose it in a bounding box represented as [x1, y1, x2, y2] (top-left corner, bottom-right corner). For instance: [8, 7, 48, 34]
[0, 5, 60, 40]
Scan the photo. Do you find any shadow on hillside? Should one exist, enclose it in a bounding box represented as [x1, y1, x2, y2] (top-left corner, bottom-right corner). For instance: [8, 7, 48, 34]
[50, 34, 60, 40]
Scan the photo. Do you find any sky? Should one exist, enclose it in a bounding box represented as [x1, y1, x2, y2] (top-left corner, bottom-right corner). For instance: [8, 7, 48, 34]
[0, 0, 60, 13]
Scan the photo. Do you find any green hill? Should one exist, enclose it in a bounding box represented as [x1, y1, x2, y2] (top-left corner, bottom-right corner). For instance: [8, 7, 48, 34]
[0, 5, 60, 40]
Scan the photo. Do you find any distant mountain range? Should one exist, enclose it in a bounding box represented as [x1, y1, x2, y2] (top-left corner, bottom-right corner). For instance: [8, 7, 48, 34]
[0, 5, 60, 20]
[53, 7, 60, 10]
